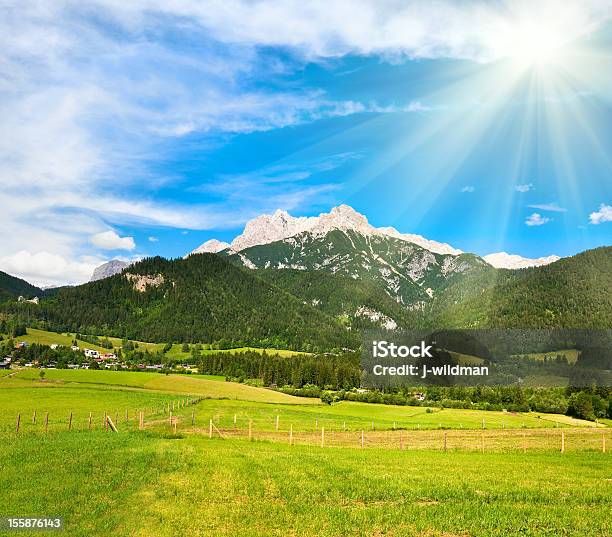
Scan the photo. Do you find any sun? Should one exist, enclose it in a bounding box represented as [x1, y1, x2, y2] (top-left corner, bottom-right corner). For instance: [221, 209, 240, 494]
[507, 22, 565, 68]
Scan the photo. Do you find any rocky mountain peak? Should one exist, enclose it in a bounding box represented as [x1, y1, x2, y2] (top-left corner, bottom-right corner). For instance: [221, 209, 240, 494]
[191, 204, 465, 256]
[90, 259, 131, 281]
[191, 239, 230, 255]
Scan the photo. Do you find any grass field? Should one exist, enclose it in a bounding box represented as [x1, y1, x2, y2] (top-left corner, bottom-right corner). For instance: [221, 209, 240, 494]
[6, 369, 317, 405]
[9, 327, 305, 359]
[1, 369, 610, 536]
[4, 369, 603, 432]
[1, 431, 610, 537]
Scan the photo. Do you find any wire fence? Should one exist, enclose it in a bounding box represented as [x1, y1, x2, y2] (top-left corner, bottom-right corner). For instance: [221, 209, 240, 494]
[5, 400, 611, 453]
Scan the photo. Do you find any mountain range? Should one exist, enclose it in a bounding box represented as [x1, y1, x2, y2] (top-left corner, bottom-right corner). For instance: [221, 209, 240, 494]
[1, 205, 610, 350]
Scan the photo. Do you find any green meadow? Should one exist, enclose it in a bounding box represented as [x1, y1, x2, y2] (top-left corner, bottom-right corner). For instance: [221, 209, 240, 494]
[1, 433, 610, 537]
[13, 327, 304, 359]
[1, 369, 610, 536]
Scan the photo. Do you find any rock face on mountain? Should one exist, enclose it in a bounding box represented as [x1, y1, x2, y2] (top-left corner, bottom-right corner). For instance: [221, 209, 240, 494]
[90, 260, 130, 281]
[191, 205, 462, 257]
[484, 252, 561, 269]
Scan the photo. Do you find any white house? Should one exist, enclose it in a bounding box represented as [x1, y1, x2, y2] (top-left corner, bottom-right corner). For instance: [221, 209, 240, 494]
[84, 348, 100, 358]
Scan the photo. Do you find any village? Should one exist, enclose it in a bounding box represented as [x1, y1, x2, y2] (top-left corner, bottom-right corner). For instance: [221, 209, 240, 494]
[0, 340, 196, 374]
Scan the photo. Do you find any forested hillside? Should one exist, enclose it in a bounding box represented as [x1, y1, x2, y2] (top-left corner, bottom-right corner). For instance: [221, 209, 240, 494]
[16, 254, 358, 351]
[0, 270, 41, 302]
[258, 269, 412, 329]
[422, 247, 612, 328]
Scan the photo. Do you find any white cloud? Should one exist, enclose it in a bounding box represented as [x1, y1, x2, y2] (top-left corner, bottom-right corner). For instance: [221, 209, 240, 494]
[119, 0, 609, 63]
[0, 250, 103, 288]
[461, 186, 475, 193]
[148, 236, 159, 242]
[525, 213, 551, 227]
[1, 0, 608, 285]
[515, 183, 533, 192]
[90, 231, 136, 251]
[589, 203, 612, 224]
[528, 202, 567, 212]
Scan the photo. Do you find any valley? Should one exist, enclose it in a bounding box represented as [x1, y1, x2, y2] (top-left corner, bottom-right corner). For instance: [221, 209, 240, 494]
[1, 368, 610, 536]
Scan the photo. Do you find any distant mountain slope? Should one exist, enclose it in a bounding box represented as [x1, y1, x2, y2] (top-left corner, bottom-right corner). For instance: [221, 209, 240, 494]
[484, 252, 561, 269]
[225, 228, 487, 307]
[0, 270, 41, 302]
[37, 254, 357, 351]
[423, 247, 612, 329]
[90, 259, 131, 281]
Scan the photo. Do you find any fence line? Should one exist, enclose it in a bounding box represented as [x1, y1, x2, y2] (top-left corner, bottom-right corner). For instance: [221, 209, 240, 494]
[190, 423, 611, 453]
[6, 400, 611, 455]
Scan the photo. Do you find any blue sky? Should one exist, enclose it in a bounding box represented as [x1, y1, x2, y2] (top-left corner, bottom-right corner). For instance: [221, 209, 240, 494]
[1, 1, 611, 286]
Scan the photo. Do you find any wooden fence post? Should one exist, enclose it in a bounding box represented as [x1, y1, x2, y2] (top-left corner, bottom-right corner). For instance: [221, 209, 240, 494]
[275, 414, 279, 431]
[523, 431, 527, 454]
[44, 412, 49, 433]
[393, 421, 396, 430]
[248, 419, 253, 441]
[173, 417, 177, 434]
[169, 411, 172, 425]
[209, 419, 213, 439]
[88, 412, 92, 430]
[106, 415, 118, 433]
[68, 412, 73, 431]
[105, 412, 108, 432]
[315, 419, 318, 430]
[343, 421, 346, 431]
[233, 414, 237, 430]
[561, 430, 565, 453]
[125, 409, 128, 422]
[15, 413, 20, 434]
[289, 424, 293, 445]
[191, 410, 195, 426]
[482, 419, 485, 429]
[371, 421, 374, 431]
[32, 410, 36, 424]
[321, 427, 325, 448]
[602, 432, 606, 454]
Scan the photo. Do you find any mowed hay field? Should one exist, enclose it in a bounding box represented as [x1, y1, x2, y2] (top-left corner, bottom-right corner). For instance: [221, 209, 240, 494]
[1, 369, 610, 536]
